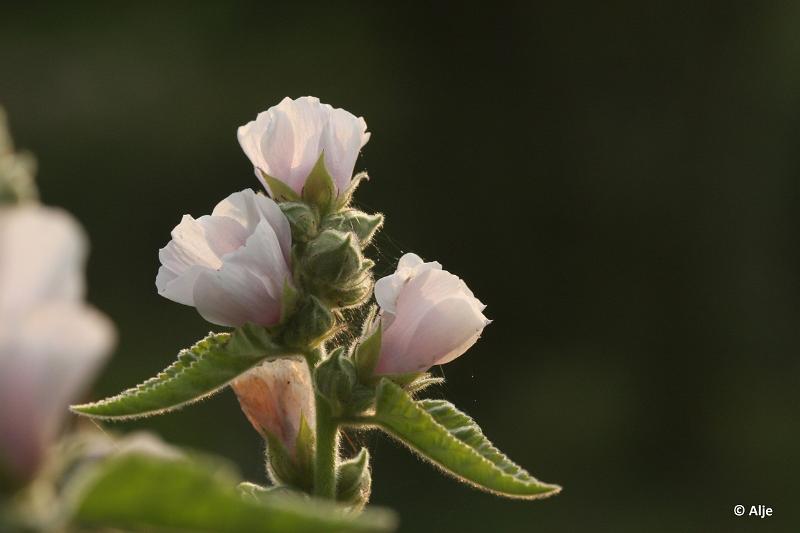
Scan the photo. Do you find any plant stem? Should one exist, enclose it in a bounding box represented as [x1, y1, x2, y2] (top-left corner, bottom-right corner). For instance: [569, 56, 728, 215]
[313, 392, 338, 499]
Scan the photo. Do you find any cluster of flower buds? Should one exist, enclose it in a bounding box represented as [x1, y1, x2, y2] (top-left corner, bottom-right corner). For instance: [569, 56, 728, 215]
[155, 96, 491, 504]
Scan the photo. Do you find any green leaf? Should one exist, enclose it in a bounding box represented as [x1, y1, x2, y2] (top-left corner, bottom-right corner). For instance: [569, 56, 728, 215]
[371, 379, 561, 500]
[72, 453, 397, 532]
[71, 325, 289, 420]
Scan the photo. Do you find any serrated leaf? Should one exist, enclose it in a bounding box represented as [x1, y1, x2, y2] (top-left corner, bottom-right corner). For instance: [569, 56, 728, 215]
[371, 379, 560, 500]
[72, 453, 396, 532]
[71, 324, 289, 420]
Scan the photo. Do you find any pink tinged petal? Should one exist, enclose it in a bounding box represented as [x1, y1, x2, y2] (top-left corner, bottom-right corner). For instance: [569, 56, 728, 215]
[191, 220, 290, 327]
[261, 107, 296, 190]
[375, 263, 489, 375]
[279, 97, 330, 191]
[211, 189, 292, 264]
[237, 113, 271, 180]
[373, 253, 442, 316]
[231, 359, 315, 455]
[156, 214, 248, 305]
[0, 302, 114, 481]
[0, 206, 87, 317]
[322, 108, 370, 193]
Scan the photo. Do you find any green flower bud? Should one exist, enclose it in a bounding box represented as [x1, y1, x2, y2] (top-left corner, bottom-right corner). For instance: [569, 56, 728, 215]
[336, 448, 372, 511]
[300, 229, 374, 308]
[314, 347, 357, 416]
[279, 201, 319, 243]
[279, 294, 336, 349]
[322, 209, 384, 246]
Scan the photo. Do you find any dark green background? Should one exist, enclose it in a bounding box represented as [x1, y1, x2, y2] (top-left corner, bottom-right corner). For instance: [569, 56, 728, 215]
[2, 2, 798, 531]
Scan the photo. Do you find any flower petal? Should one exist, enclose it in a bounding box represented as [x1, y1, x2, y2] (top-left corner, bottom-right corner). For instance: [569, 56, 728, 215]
[322, 108, 370, 192]
[0, 206, 86, 318]
[156, 214, 248, 305]
[211, 189, 291, 264]
[231, 358, 315, 454]
[191, 219, 290, 327]
[0, 302, 114, 480]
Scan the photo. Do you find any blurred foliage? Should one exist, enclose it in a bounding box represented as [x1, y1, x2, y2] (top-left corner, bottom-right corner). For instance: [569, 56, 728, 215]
[1, 1, 799, 531]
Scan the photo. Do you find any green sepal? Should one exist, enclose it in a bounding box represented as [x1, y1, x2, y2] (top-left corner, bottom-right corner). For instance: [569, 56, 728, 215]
[322, 209, 384, 246]
[294, 413, 316, 486]
[301, 153, 336, 214]
[336, 448, 372, 510]
[260, 170, 301, 203]
[71, 453, 397, 532]
[280, 201, 319, 243]
[71, 325, 287, 420]
[334, 171, 369, 211]
[264, 413, 315, 493]
[404, 373, 445, 394]
[279, 279, 300, 325]
[265, 434, 311, 494]
[354, 316, 382, 385]
[370, 379, 561, 500]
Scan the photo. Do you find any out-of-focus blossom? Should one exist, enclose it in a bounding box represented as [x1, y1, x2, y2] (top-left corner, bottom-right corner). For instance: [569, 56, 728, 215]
[155, 189, 293, 327]
[231, 359, 315, 456]
[238, 96, 370, 197]
[372, 253, 490, 375]
[0, 206, 114, 484]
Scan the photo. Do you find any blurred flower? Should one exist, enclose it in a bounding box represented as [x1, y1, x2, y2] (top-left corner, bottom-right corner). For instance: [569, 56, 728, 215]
[0, 206, 114, 485]
[373, 253, 490, 375]
[156, 189, 293, 327]
[231, 359, 315, 456]
[238, 96, 370, 197]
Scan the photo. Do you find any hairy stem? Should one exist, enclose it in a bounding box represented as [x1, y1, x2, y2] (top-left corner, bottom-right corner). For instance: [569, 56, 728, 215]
[313, 394, 338, 499]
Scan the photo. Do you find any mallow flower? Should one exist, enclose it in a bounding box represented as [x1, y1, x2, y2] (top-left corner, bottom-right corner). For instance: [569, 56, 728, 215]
[372, 253, 490, 375]
[231, 359, 315, 457]
[237, 96, 370, 197]
[156, 188, 292, 327]
[0, 206, 114, 485]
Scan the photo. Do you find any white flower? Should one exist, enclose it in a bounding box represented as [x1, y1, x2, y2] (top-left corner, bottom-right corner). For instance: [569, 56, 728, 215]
[237, 96, 370, 197]
[0, 206, 114, 483]
[231, 359, 315, 455]
[156, 189, 293, 327]
[373, 253, 490, 375]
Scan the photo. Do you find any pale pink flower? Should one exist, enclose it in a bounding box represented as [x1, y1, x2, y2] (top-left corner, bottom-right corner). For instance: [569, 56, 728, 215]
[0, 206, 114, 483]
[373, 253, 490, 375]
[237, 96, 370, 196]
[156, 189, 292, 327]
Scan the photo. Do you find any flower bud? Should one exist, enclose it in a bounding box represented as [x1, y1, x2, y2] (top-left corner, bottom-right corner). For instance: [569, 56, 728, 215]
[231, 359, 315, 489]
[322, 209, 384, 246]
[370, 253, 490, 375]
[314, 347, 357, 416]
[237, 97, 370, 201]
[279, 201, 318, 243]
[0, 109, 38, 205]
[156, 189, 294, 328]
[336, 448, 372, 511]
[300, 229, 373, 308]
